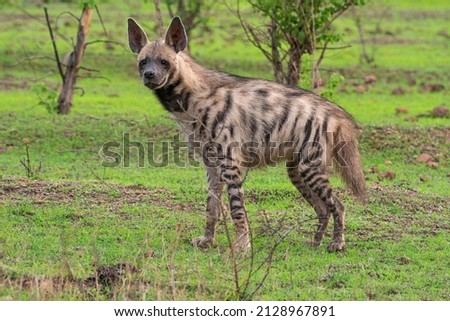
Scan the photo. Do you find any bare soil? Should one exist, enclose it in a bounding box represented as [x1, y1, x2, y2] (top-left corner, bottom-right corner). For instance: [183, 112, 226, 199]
[0, 178, 198, 212]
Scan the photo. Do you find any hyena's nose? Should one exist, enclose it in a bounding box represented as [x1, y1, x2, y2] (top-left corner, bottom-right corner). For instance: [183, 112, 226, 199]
[144, 70, 155, 79]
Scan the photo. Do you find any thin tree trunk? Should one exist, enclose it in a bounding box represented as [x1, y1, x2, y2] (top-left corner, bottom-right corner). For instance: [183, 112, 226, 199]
[57, 5, 93, 114]
[270, 17, 284, 83]
[352, 6, 373, 64]
[287, 43, 302, 86]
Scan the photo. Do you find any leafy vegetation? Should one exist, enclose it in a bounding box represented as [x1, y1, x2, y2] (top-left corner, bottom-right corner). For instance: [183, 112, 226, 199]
[237, 0, 366, 85]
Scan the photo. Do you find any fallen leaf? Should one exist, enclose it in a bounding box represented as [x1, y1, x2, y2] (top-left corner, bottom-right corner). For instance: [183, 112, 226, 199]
[313, 78, 325, 88]
[437, 29, 449, 39]
[419, 175, 431, 182]
[145, 251, 156, 258]
[426, 161, 438, 169]
[355, 84, 366, 93]
[384, 160, 392, 166]
[407, 78, 417, 86]
[371, 181, 383, 190]
[404, 116, 417, 122]
[421, 145, 435, 152]
[395, 107, 408, 114]
[391, 87, 405, 95]
[397, 256, 412, 265]
[369, 165, 379, 173]
[419, 83, 445, 93]
[364, 74, 377, 84]
[378, 170, 396, 180]
[416, 153, 434, 163]
[64, 130, 75, 138]
[430, 106, 449, 118]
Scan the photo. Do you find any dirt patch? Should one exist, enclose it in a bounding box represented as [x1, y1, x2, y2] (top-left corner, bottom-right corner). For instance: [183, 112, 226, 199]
[84, 263, 140, 288]
[0, 262, 145, 300]
[398, 10, 450, 21]
[351, 185, 450, 242]
[0, 178, 198, 212]
[419, 83, 445, 93]
[336, 67, 449, 88]
[361, 126, 449, 163]
[0, 76, 29, 91]
[359, 9, 450, 21]
[247, 183, 449, 244]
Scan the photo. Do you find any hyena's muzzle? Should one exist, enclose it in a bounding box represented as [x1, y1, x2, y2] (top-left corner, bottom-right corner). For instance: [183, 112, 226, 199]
[139, 59, 169, 90]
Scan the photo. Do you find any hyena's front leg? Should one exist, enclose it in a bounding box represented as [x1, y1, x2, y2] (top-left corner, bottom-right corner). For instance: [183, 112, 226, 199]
[220, 161, 250, 252]
[192, 167, 224, 248]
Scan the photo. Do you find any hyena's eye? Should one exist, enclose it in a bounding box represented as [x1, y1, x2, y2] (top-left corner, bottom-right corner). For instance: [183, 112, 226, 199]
[139, 60, 147, 69]
[160, 59, 169, 68]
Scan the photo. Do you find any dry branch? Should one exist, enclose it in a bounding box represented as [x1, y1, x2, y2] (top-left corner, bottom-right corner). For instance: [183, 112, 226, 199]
[56, 4, 93, 114]
[44, 7, 65, 84]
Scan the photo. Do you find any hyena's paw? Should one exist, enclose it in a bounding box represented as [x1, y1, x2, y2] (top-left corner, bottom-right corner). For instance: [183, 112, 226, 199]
[327, 240, 346, 252]
[192, 236, 214, 249]
[313, 233, 325, 246]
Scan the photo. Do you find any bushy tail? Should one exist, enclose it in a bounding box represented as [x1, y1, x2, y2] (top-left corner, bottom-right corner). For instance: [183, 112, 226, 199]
[332, 122, 367, 203]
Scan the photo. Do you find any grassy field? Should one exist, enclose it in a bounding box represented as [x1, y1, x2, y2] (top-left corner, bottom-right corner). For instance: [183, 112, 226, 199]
[0, 0, 449, 300]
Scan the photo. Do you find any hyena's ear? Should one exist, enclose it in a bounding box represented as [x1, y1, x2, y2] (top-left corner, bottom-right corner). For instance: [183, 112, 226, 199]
[165, 16, 187, 53]
[127, 18, 148, 54]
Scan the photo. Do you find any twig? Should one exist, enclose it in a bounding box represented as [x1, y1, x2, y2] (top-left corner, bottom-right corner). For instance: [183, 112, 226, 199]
[243, 215, 318, 300]
[234, 1, 272, 63]
[95, 5, 108, 37]
[83, 160, 121, 195]
[74, 87, 85, 96]
[239, 170, 257, 298]
[222, 204, 242, 299]
[168, 224, 182, 300]
[315, 39, 329, 74]
[7, 55, 100, 73]
[318, 0, 356, 34]
[352, 5, 373, 64]
[316, 45, 351, 50]
[85, 39, 125, 49]
[0, 81, 24, 88]
[13, 4, 69, 43]
[21, 45, 36, 77]
[55, 11, 80, 34]
[78, 75, 111, 82]
[44, 7, 65, 84]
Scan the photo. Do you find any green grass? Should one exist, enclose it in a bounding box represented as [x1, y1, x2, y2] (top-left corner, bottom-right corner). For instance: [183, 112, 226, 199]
[0, 0, 449, 300]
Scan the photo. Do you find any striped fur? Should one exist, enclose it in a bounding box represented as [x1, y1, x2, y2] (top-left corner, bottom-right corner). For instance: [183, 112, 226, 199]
[128, 17, 366, 252]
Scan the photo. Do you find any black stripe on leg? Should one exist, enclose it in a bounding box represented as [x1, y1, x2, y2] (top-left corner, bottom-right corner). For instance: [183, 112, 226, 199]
[303, 170, 318, 183]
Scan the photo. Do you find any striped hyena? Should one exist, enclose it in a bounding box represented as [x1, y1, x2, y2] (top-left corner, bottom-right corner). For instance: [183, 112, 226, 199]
[127, 17, 366, 252]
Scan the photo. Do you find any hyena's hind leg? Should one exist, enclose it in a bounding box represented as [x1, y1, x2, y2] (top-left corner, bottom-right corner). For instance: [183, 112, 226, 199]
[192, 167, 224, 248]
[287, 166, 330, 246]
[220, 160, 250, 252]
[288, 164, 346, 251]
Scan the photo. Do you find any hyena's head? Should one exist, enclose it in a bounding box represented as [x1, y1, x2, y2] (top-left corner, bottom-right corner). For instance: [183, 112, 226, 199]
[127, 16, 187, 90]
